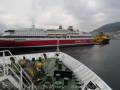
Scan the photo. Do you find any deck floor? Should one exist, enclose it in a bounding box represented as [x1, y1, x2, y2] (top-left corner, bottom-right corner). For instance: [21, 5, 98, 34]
[36, 57, 80, 90]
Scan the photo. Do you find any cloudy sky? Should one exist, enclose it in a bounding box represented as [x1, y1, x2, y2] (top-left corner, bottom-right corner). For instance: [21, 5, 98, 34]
[0, 0, 120, 32]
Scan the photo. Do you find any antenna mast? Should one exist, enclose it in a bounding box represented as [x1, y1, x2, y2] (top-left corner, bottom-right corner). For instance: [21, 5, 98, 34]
[31, 0, 36, 30]
[57, 39, 60, 52]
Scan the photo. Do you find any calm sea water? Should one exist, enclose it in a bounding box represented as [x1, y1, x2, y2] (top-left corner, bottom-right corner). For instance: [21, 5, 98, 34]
[1, 40, 120, 90]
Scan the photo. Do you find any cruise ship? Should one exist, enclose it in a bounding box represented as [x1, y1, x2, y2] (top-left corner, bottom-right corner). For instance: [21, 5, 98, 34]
[0, 26, 95, 48]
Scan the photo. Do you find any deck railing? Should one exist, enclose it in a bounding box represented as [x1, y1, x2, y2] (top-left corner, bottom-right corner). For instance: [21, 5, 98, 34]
[0, 50, 37, 90]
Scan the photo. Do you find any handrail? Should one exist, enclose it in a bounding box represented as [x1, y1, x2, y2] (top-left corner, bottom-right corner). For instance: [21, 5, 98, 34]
[11, 57, 37, 90]
[10, 62, 31, 86]
[12, 63, 30, 85]
[0, 50, 13, 57]
[7, 64, 31, 89]
[8, 66, 20, 81]
[0, 50, 37, 90]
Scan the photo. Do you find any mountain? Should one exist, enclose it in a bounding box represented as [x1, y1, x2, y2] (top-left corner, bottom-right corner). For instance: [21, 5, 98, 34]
[92, 22, 120, 34]
[92, 22, 120, 39]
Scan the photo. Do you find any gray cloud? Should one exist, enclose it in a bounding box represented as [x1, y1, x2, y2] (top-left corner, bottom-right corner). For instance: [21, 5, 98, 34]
[0, 0, 120, 32]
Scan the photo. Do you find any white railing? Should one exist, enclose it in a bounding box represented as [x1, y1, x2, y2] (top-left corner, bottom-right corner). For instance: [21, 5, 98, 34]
[0, 50, 37, 90]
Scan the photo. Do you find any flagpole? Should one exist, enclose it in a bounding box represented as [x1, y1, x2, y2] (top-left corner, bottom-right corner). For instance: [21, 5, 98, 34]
[57, 39, 60, 52]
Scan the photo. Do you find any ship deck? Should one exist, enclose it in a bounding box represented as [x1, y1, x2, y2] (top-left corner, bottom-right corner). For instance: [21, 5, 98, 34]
[0, 50, 112, 90]
[35, 57, 80, 90]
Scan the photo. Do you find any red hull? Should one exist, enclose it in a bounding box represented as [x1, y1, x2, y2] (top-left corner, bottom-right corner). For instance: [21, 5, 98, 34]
[0, 39, 95, 48]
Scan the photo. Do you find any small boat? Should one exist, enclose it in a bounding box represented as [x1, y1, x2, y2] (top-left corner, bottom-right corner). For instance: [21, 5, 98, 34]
[95, 32, 110, 44]
[0, 50, 112, 90]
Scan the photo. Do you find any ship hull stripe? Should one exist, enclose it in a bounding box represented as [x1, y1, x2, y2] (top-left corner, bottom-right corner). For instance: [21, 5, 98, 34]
[0, 39, 95, 47]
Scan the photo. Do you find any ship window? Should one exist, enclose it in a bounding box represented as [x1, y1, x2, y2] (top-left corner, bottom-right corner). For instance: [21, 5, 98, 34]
[56, 36, 63, 38]
[2, 36, 48, 38]
[70, 36, 91, 38]
[48, 36, 55, 38]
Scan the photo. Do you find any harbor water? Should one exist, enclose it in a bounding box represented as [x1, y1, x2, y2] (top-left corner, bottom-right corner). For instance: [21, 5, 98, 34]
[0, 40, 120, 90]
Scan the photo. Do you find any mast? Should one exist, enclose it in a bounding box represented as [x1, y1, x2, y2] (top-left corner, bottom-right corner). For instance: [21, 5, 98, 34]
[57, 39, 60, 52]
[57, 26, 60, 52]
[32, 24, 35, 30]
[31, 0, 36, 30]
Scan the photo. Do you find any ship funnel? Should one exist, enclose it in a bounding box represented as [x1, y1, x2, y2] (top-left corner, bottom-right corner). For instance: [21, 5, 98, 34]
[59, 25, 63, 29]
[68, 26, 73, 31]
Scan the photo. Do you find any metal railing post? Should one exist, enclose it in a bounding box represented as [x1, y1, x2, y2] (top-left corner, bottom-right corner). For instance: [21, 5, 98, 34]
[20, 67, 23, 90]
[3, 64, 6, 76]
[31, 83, 34, 90]
[6, 64, 9, 75]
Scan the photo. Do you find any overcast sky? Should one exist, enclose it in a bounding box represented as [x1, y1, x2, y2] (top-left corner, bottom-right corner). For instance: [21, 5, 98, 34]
[0, 0, 120, 32]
